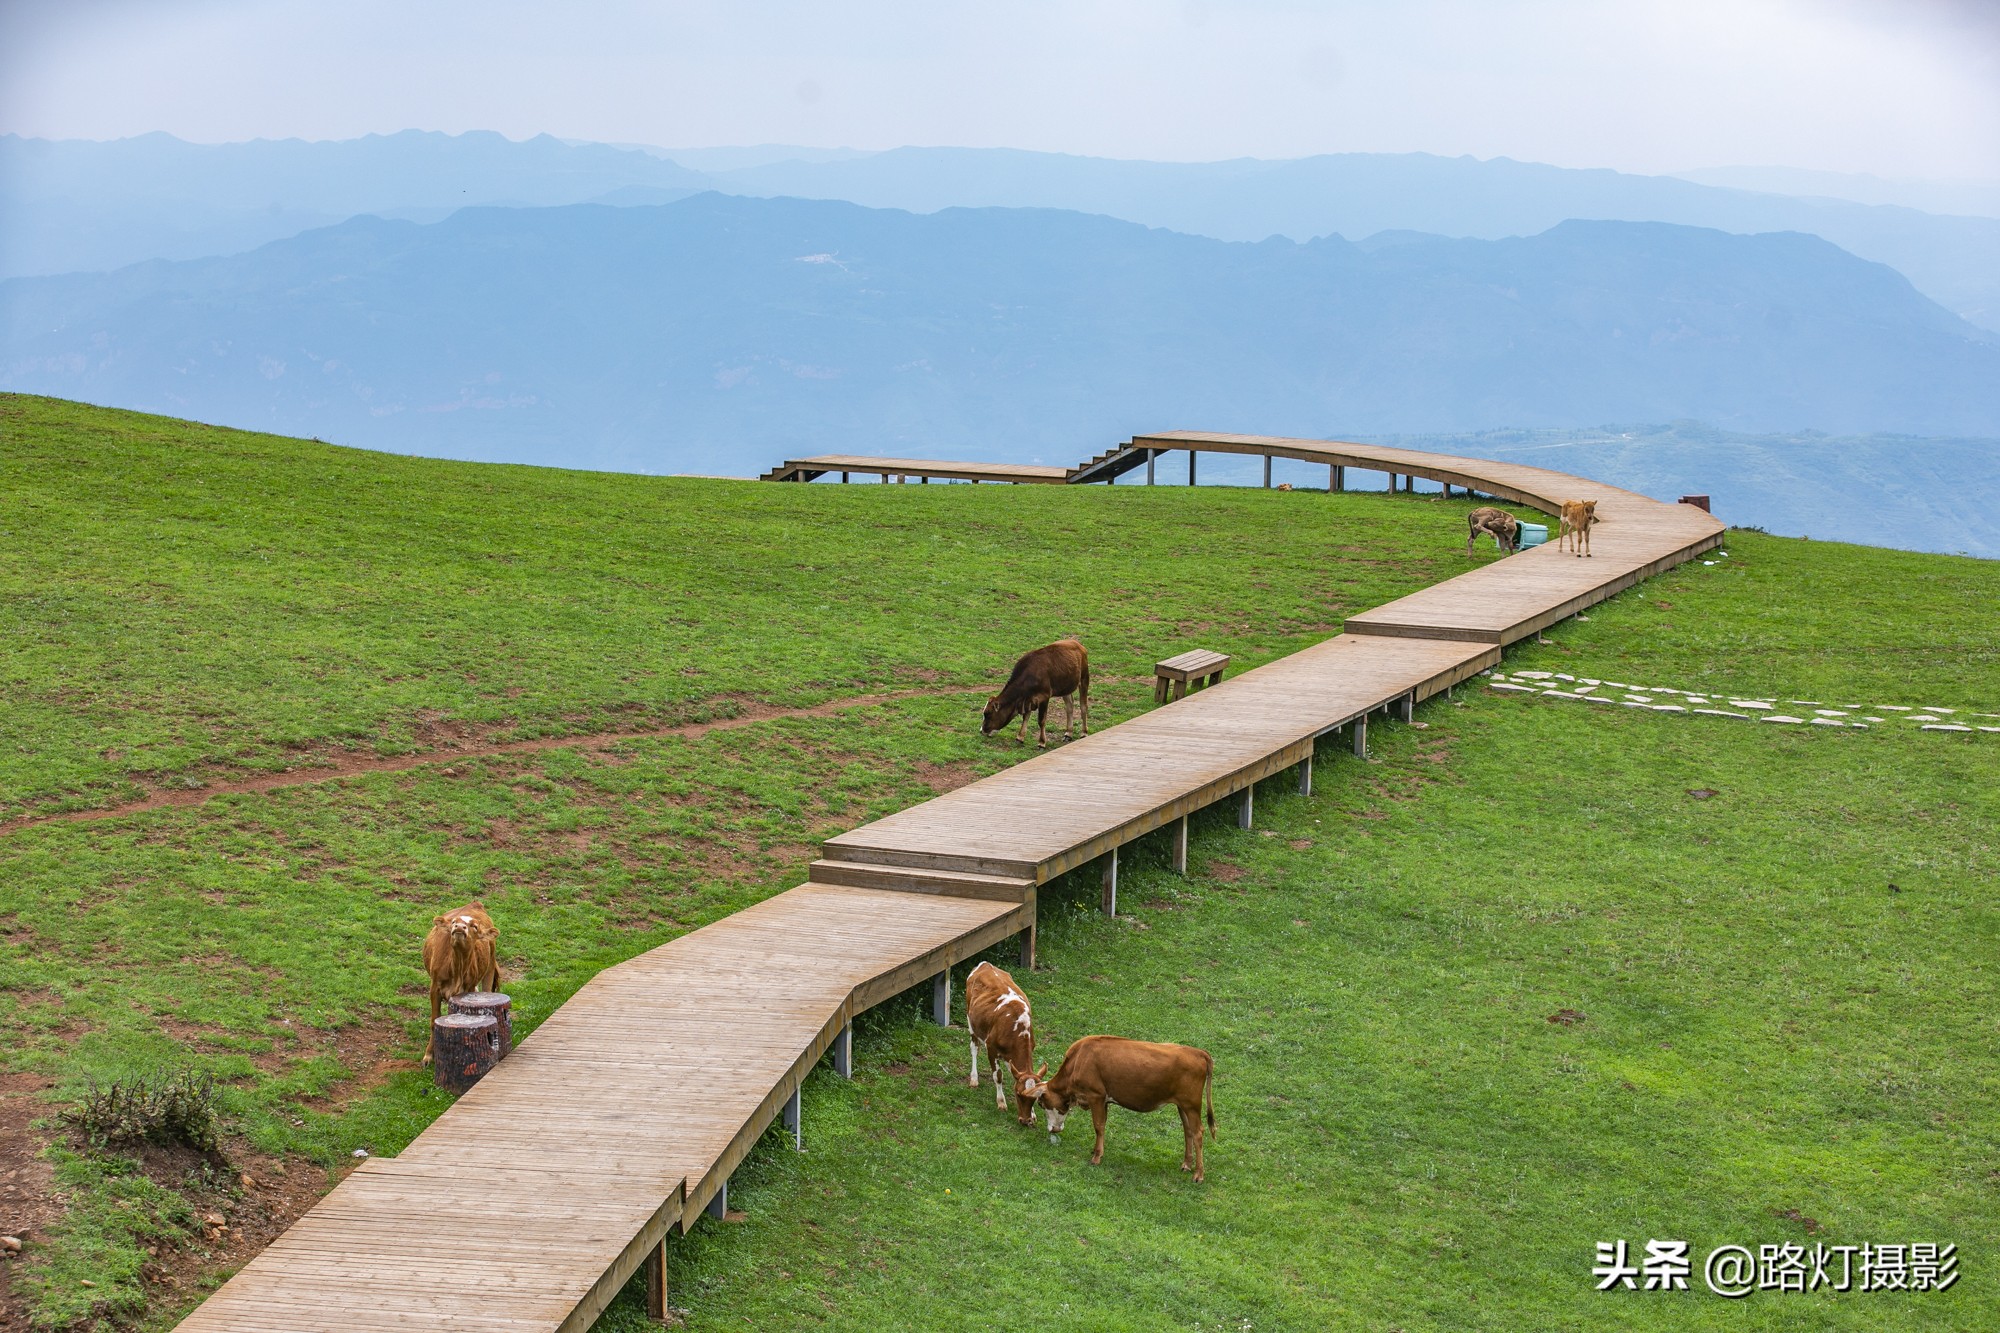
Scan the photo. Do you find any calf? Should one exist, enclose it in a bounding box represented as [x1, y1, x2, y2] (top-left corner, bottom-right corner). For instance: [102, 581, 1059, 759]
[1558, 499, 1598, 558]
[981, 639, 1090, 748]
[1037, 1035, 1216, 1181]
[421, 902, 501, 1065]
[964, 961, 1046, 1123]
[1466, 506, 1520, 556]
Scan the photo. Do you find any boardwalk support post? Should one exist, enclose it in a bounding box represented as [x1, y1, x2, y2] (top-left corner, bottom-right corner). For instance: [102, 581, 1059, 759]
[834, 1023, 853, 1079]
[1331, 464, 1344, 493]
[1400, 692, 1415, 724]
[1147, 450, 1156, 486]
[784, 1085, 802, 1151]
[1019, 920, 1037, 970]
[1238, 785, 1254, 830]
[1263, 456, 1273, 488]
[1298, 754, 1313, 797]
[1172, 815, 1189, 875]
[706, 1177, 728, 1221]
[1100, 846, 1118, 916]
[1353, 716, 1368, 758]
[1188, 451, 1197, 486]
[932, 970, 951, 1026]
[646, 1240, 669, 1322]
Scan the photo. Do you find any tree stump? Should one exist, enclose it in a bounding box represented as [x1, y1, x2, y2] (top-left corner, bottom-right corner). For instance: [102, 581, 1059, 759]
[432, 1012, 499, 1094]
[448, 991, 513, 1057]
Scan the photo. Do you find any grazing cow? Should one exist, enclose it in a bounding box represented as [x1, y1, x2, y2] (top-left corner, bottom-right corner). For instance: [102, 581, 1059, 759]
[1036, 1035, 1216, 1181]
[964, 961, 1046, 1123]
[1466, 506, 1520, 556]
[1558, 499, 1598, 558]
[1275, 483, 1294, 492]
[981, 639, 1090, 748]
[421, 902, 501, 1065]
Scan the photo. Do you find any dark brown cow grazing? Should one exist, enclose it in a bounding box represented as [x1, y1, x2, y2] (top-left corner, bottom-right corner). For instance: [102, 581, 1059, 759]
[982, 639, 1090, 748]
[1037, 1035, 1216, 1181]
[964, 961, 1046, 1123]
[1466, 506, 1519, 556]
[421, 902, 501, 1065]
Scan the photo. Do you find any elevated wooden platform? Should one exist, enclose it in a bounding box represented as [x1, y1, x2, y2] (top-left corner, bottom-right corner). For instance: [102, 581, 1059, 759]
[759, 455, 1069, 484]
[179, 433, 1720, 1331]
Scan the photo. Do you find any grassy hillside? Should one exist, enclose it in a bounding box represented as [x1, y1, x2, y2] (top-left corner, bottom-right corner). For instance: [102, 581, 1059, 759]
[0, 395, 1993, 1330]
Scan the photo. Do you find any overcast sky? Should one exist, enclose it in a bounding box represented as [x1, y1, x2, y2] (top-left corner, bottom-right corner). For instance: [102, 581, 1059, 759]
[4, 0, 1996, 182]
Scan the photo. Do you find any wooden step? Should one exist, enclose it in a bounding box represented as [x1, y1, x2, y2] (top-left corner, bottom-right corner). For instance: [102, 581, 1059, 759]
[807, 860, 1035, 902]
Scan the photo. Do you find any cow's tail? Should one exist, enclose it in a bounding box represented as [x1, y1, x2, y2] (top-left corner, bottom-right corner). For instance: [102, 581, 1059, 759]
[1204, 1054, 1217, 1142]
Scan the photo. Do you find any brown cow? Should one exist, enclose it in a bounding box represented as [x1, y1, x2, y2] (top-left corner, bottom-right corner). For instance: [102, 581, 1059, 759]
[1466, 506, 1520, 556]
[1036, 1035, 1216, 1181]
[421, 902, 501, 1065]
[981, 639, 1090, 748]
[1559, 499, 1598, 558]
[964, 961, 1046, 1124]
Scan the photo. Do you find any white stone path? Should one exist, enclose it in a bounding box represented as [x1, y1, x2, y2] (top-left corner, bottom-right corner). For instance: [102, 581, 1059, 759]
[1485, 669, 1998, 733]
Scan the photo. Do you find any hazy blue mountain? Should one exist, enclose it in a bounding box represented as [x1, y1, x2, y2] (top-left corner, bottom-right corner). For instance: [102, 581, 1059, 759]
[7, 133, 1999, 334]
[703, 148, 2000, 330]
[1673, 166, 2000, 221]
[0, 130, 707, 278]
[5, 194, 1995, 489]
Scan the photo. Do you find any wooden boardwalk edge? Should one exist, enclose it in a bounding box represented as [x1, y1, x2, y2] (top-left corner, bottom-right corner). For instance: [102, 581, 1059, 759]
[176, 433, 1722, 1331]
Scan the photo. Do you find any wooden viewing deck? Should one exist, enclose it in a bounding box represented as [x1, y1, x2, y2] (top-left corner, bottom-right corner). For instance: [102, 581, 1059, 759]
[179, 433, 1721, 1330]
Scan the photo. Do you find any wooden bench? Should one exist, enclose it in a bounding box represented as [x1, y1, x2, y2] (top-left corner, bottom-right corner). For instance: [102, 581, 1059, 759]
[1154, 649, 1231, 703]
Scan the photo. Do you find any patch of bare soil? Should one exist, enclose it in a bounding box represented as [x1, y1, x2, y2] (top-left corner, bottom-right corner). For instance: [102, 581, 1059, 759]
[0, 687, 990, 840]
[1206, 860, 1246, 883]
[0, 1075, 59, 1329]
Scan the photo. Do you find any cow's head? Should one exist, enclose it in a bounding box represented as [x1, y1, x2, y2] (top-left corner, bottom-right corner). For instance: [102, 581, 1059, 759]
[1036, 1077, 1071, 1143]
[436, 904, 494, 950]
[980, 695, 1017, 737]
[1012, 1062, 1049, 1126]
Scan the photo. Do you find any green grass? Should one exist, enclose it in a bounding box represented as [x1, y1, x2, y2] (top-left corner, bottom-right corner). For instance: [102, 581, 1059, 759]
[1, 394, 1994, 1330]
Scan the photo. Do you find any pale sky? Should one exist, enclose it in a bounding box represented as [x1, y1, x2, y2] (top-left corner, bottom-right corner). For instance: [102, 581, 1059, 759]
[4, 0, 1997, 182]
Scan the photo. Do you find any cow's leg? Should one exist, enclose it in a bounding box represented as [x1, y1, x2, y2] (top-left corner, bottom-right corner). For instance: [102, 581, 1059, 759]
[1036, 701, 1050, 748]
[1016, 711, 1029, 744]
[1180, 1102, 1203, 1176]
[1060, 693, 1074, 740]
[1089, 1100, 1109, 1165]
[969, 1036, 980, 1087]
[423, 981, 442, 1065]
[993, 1055, 1008, 1111]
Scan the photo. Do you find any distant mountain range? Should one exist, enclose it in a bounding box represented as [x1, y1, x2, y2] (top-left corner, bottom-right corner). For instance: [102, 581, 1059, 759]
[4, 133, 1997, 331]
[4, 193, 1995, 476]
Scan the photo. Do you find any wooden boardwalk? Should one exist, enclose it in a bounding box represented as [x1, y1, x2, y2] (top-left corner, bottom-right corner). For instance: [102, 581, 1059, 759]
[179, 433, 1719, 1330]
[759, 454, 1069, 484]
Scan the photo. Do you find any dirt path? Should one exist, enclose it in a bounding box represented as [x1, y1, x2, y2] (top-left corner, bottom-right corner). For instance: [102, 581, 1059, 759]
[0, 687, 988, 839]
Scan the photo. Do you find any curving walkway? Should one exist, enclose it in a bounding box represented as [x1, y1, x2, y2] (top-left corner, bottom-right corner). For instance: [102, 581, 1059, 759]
[176, 433, 1720, 1331]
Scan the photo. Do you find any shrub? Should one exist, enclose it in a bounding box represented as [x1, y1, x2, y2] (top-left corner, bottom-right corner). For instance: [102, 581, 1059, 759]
[58, 1072, 222, 1157]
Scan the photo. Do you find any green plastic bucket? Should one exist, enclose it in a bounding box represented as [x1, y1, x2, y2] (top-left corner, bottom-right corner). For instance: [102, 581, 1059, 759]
[1516, 522, 1549, 549]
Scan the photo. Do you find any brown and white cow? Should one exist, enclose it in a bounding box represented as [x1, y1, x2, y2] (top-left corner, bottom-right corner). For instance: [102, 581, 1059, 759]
[1036, 1035, 1216, 1181]
[1558, 499, 1598, 558]
[1466, 506, 1520, 557]
[981, 639, 1090, 748]
[421, 902, 501, 1065]
[964, 961, 1045, 1123]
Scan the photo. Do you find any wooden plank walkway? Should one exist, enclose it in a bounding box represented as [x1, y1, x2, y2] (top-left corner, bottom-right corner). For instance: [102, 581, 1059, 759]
[178, 433, 1719, 1330]
[759, 454, 1069, 484]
